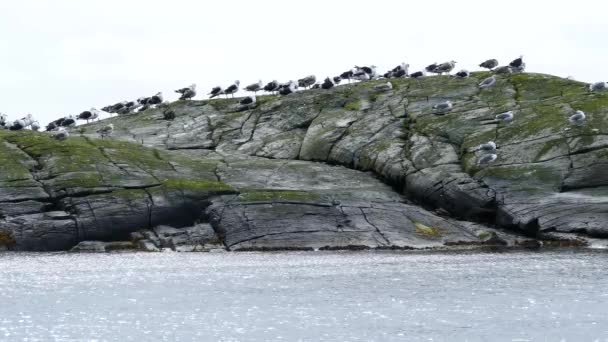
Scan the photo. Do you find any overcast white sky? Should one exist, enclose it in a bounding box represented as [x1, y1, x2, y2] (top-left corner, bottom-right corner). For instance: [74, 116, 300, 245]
[0, 0, 606, 125]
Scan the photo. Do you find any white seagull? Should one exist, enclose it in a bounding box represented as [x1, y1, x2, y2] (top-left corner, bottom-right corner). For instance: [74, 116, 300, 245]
[479, 75, 497, 88]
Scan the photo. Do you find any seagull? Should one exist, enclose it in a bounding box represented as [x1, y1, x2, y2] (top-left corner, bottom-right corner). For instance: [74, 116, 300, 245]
[351, 66, 373, 81]
[477, 154, 497, 165]
[454, 70, 470, 78]
[495, 111, 514, 123]
[479, 75, 497, 88]
[278, 80, 297, 95]
[410, 71, 425, 79]
[116, 100, 139, 115]
[60, 115, 77, 127]
[321, 77, 336, 90]
[589, 82, 607, 92]
[353, 65, 378, 80]
[390, 63, 409, 78]
[425, 63, 439, 74]
[568, 110, 586, 125]
[46, 118, 65, 131]
[432, 100, 453, 114]
[240, 95, 256, 105]
[263, 80, 280, 94]
[434, 61, 457, 75]
[104, 101, 127, 114]
[373, 81, 393, 91]
[52, 127, 69, 140]
[479, 59, 499, 70]
[244, 80, 263, 94]
[509, 55, 524, 68]
[9, 118, 26, 130]
[511, 63, 526, 73]
[208, 86, 223, 98]
[11, 114, 35, 130]
[0, 113, 7, 129]
[148, 92, 163, 105]
[493, 66, 512, 74]
[297, 75, 316, 89]
[77, 108, 99, 123]
[476, 141, 497, 152]
[97, 123, 114, 139]
[175, 84, 196, 100]
[239, 94, 256, 107]
[340, 70, 354, 83]
[223, 80, 240, 98]
[352, 70, 371, 81]
[392, 68, 408, 78]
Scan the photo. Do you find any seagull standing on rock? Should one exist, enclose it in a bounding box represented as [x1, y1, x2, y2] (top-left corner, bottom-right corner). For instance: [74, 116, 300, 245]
[240, 95, 256, 106]
[278, 80, 297, 95]
[340, 70, 354, 83]
[77, 108, 99, 123]
[589, 82, 607, 92]
[493, 66, 513, 74]
[425, 63, 439, 75]
[477, 153, 497, 165]
[389, 63, 409, 78]
[0, 113, 7, 129]
[60, 115, 77, 127]
[245, 80, 263, 94]
[52, 127, 69, 140]
[568, 110, 586, 125]
[263, 80, 280, 94]
[46, 118, 65, 131]
[495, 111, 514, 123]
[175, 84, 196, 100]
[208, 86, 223, 98]
[223, 81, 240, 98]
[373, 82, 393, 91]
[298, 75, 316, 89]
[353, 65, 378, 81]
[410, 71, 426, 79]
[509, 55, 524, 68]
[321, 77, 336, 90]
[475, 141, 497, 152]
[432, 100, 453, 114]
[434, 61, 457, 75]
[148, 92, 163, 105]
[479, 59, 499, 70]
[454, 70, 470, 78]
[479, 75, 497, 88]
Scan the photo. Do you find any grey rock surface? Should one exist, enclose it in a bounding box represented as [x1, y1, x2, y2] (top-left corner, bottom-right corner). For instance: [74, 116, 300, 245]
[1, 72, 606, 251]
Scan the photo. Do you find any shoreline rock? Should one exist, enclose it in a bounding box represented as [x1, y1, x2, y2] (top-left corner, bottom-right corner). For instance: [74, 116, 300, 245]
[1, 72, 607, 251]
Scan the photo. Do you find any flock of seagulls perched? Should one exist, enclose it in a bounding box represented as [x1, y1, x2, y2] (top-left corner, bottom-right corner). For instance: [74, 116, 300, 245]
[1, 55, 605, 166]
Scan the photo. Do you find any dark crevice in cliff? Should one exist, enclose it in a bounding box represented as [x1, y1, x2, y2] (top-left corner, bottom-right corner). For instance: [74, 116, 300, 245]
[359, 208, 390, 246]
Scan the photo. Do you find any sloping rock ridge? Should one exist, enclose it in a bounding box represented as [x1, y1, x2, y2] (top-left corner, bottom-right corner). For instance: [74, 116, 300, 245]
[1, 72, 606, 251]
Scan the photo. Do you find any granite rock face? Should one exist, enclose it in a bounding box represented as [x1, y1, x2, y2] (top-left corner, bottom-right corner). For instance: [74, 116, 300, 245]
[1, 72, 607, 251]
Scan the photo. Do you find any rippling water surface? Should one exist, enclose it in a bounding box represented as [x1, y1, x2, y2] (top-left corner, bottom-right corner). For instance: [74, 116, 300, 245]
[1, 250, 607, 341]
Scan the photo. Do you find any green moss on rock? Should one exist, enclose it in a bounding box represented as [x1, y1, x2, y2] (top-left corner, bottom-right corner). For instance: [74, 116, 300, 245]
[162, 178, 235, 192]
[343, 100, 361, 111]
[239, 190, 320, 202]
[414, 222, 442, 238]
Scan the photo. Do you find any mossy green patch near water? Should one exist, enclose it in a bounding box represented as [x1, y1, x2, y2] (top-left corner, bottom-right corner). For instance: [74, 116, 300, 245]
[414, 222, 442, 238]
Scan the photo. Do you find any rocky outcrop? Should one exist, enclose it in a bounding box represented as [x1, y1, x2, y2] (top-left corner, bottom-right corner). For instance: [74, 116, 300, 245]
[1, 72, 606, 251]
